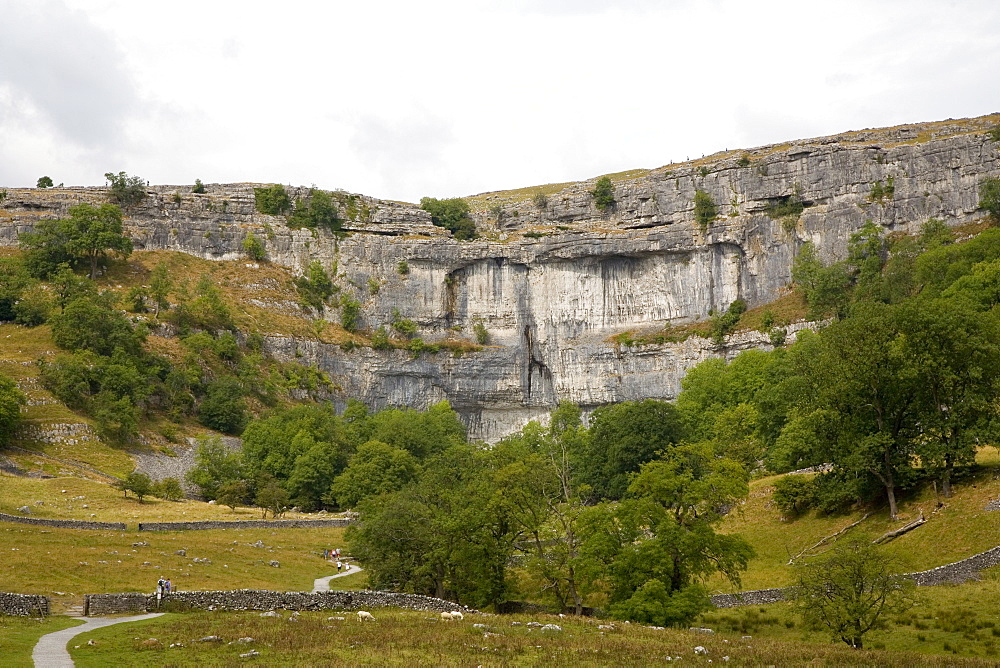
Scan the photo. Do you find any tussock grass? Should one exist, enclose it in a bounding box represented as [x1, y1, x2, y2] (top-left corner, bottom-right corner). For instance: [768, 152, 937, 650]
[68, 608, 994, 667]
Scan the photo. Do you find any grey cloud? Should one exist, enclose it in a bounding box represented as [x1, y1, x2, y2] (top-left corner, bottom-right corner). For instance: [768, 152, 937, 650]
[0, 1, 138, 147]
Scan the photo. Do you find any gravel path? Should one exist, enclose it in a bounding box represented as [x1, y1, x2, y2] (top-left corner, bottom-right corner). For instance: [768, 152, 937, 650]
[313, 565, 364, 593]
[33, 613, 163, 668]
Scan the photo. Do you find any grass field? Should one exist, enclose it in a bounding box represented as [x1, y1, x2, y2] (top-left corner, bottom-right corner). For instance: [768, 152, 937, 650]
[0, 615, 82, 668]
[65, 608, 998, 667]
[698, 567, 1000, 661]
[710, 449, 1000, 592]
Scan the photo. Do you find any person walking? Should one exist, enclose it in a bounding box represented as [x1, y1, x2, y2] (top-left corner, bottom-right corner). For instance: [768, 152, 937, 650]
[336, 560, 342, 573]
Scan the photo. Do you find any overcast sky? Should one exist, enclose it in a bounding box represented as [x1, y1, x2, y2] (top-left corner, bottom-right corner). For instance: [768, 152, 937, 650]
[1, 0, 997, 203]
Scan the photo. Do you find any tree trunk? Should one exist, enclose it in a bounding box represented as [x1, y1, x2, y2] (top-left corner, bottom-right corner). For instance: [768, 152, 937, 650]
[942, 455, 954, 498]
[885, 482, 898, 521]
[883, 451, 898, 520]
[567, 566, 583, 616]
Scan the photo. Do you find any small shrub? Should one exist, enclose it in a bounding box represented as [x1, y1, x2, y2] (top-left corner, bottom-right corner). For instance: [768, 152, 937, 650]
[698, 166, 710, 177]
[156, 477, 185, 501]
[340, 296, 361, 332]
[765, 187, 805, 220]
[192, 179, 206, 194]
[371, 326, 392, 350]
[420, 197, 476, 240]
[591, 176, 615, 211]
[694, 190, 717, 230]
[773, 475, 816, 515]
[254, 184, 292, 215]
[288, 190, 341, 231]
[104, 171, 147, 207]
[987, 124, 1000, 142]
[709, 298, 746, 343]
[868, 176, 895, 203]
[171, 193, 182, 204]
[532, 192, 548, 209]
[488, 204, 507, 225]
[407, 337, 439, 356]
[736, 155, 751, 167]
[242, 232, 266, 261]
[397, 260, 409, 276]
[392, 311, 417, 339]
[473, 321, 489, 345]
[524, 231, 546, 239]
[980, 176, 1000, 223]
[0, 190, 6, 204]
[367, 277, 380, 295]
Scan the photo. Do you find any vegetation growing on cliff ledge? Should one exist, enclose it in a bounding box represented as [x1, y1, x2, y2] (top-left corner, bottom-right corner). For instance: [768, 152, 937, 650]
[420, 196, 477, 240]
[590, 175, 615, 211]
[694, 189, 717, 229]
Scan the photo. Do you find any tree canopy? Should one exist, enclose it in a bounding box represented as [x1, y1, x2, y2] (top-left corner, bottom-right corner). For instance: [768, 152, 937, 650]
[420, 197, 477, 240]
[19, 203, 132, 279]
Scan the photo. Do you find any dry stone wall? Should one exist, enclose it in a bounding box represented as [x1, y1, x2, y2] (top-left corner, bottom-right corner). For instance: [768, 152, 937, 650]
[0, 511, 126, 531]
[138, 518, 352, 531]
[85, 590, 475, 616]
[0, 592, 48, 616]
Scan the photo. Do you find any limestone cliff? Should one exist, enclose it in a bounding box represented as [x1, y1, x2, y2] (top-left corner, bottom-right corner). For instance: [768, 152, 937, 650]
[2, 115, 998, 440]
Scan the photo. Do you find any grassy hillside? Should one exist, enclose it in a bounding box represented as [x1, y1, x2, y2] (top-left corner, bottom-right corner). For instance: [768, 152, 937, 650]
[710, 448, 1000, 592]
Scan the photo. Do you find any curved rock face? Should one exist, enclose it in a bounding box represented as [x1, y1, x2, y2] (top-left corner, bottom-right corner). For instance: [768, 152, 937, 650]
[2, 116, 998, 440]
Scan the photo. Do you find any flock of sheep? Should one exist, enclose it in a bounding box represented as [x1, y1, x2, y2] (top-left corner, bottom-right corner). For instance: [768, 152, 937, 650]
[355, 610, 464, 622]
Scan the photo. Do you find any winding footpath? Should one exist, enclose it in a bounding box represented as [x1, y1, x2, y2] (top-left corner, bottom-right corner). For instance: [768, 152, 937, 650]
[32, 613, 163, 668]
[31, 567, 365, 667]
[312, 564, 364, 592]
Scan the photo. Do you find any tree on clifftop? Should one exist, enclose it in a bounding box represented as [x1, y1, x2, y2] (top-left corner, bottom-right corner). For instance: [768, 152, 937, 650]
[420, 197, 477, 240]
[19, 203, 132, 279]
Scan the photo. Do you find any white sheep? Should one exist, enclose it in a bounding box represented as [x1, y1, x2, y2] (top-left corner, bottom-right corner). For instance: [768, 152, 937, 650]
[450, 610, 464, 620]
[440, 611, 454, 621]
[357, 610, 375, 622]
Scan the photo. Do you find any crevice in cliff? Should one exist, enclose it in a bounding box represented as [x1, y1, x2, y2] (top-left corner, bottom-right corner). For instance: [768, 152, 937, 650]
[522, 324, 554, 405]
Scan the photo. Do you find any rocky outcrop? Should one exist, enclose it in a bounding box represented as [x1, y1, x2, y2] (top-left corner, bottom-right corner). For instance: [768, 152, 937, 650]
[2, 116, 998, 440]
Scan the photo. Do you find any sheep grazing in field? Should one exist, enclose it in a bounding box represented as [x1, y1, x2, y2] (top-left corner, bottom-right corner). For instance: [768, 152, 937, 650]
[440, 611, 454, 621]
[450, 610, 464, 620]
[357, 611, 375, 622]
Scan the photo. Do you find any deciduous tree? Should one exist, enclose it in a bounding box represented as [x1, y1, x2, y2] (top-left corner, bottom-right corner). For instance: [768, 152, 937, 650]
[796, 538, 914, 649]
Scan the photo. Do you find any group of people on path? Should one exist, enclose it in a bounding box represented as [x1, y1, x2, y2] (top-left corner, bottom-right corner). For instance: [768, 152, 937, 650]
[155, 578, 172, 597]
[322, 547, 352, 573]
